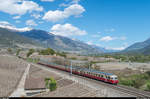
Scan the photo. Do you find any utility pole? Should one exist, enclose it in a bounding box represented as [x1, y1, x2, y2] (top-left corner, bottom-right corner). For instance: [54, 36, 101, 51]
[89, 62, 90, 70]
[70, 61, 72, 75]
[47, 40, 48, 48]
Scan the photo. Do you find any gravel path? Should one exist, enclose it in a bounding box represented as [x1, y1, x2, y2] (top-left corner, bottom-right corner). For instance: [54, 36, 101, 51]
[10, 64, 30, 97]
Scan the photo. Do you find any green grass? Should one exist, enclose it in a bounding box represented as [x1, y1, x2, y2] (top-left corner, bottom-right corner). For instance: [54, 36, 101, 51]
[118, 71, 150, 90]
[26, 58, 39, 63]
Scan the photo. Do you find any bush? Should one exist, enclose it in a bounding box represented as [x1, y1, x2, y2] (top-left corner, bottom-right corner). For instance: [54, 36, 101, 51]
[70, 57, 77, 60]
[27, 58, 39, 63]
[56, 52, 66, 58]
[146, 83, 150, 91]
[16, 49, 21, 56]
[39, 48, 55, 55]
[119, 72, 150, 89]
[146, 71, 150, 76]
[119, 79, 134, 87]
[7, 48, 12, 53]
[49, 77, 57, 91]
[45, 77, 57, 91]
[133, 78, 144, 88]
[27, 49, 35, 57]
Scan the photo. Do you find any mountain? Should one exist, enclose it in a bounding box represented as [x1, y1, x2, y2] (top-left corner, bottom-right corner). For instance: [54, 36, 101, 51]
[91, 45, 119, 53]
[0, 27, 43, 49]
[137, 44, 150, 55]
[121, 37, 150, 55]
[16, 29, 103, 54]
[124, 38, 150, 51]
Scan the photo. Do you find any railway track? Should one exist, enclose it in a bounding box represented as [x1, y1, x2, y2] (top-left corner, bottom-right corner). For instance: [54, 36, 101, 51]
[32, 62, 150, 97]
[72, 73, 150, 97]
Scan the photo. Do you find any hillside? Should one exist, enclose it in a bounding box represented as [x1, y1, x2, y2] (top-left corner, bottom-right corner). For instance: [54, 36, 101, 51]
[118, 37, 150, 55]
[138, 45, 150, 55]
[124, 38, 150, 51]
[17, 29, 103, 54]
[0, 27, 43, 49]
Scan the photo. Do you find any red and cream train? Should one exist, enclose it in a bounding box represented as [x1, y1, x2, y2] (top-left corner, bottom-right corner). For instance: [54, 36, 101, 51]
[38, 59, 119, 84]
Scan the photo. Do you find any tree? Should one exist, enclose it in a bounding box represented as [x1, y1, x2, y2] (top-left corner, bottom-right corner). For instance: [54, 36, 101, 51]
[39, 48, 55, 55]
[16, 49, 21, 56]
[7, 48, 12, 53]
[146, 83, 150, 91]
[45, 77, 57, 91]
[56, 52, 66, 58]
[49, 77, 57, 91]
[146, 71, 150, 76]
[27, 49, 35, 57]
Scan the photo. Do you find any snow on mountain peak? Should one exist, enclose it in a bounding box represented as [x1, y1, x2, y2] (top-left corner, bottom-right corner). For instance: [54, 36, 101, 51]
[0, 21, 32, 32]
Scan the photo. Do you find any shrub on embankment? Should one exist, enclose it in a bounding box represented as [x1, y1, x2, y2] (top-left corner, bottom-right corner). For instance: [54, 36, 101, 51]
[26, 58, 39, 63]
[119, 71, 150, 91]
[45, 77, 57, 91]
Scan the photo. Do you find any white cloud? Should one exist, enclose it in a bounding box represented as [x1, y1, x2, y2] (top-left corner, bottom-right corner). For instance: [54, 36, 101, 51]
[100, 36, 115, 42]
[15, 20, 21, 23]
[39, 21, 44, 24]
[119, 36, 127, 40]
[26, 20, 37, 26]
[43, 10, 64, 22]
[59, 3, 70, 7]
[0, 21, 12, 27]
[0, 21, 32, 32]
[100, 36, 127, 42]
[105, 46, 126, 51]
[31, 13, 41, 19]
[104, 28, 115, 33]
[71, 0, 80, 4]
[13, 15, 21, 19]
[86, 41, 93, 45]
[43, 4, 85, 22]
[0, 0, 43, 15]
[41, 0, 55, 2]
[59, 0, 80, 7]
[95, 44, 102, 47]
[104, 42, 128, 51]
[50, 23, 87, 37]
[92, 34, 100, 38]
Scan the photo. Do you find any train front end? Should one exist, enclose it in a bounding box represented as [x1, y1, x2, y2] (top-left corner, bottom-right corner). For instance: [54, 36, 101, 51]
[110, 75, 119, 84]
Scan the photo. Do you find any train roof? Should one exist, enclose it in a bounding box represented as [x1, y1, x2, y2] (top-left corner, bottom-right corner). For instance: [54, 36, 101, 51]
[80, 68, 113, 75]
[70, 65, 113, 75]
[40, 60, 113, 76]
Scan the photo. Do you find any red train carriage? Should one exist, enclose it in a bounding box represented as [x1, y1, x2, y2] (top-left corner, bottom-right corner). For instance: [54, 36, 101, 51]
[38, 60, 119, 85]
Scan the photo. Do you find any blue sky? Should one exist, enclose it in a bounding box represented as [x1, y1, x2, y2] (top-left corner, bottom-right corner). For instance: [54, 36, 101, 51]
[0, 0, 150, 50]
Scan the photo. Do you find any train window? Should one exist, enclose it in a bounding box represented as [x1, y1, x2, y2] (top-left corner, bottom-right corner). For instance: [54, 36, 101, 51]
[96, 74, 99, 77]
[108, 76, 110, 80]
